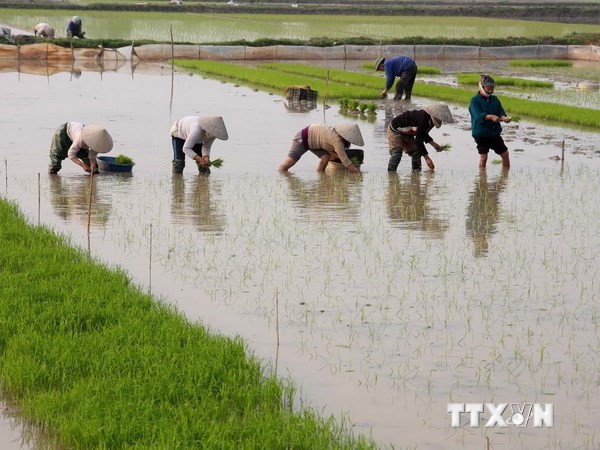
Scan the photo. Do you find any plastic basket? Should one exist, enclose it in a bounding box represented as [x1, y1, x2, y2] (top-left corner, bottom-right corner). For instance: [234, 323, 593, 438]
[97, 156, 135, 173]
[285, 86, 318, 102]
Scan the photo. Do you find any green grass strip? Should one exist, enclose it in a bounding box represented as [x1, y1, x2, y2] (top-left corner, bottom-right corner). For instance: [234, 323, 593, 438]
[359, 62, 441, 74]
[508, 59, 574, 68]
[0, 199, 375, 449]
[221, 62, 599, 129]
[174, 59, 378, 99]
[457, 72, 554, 88]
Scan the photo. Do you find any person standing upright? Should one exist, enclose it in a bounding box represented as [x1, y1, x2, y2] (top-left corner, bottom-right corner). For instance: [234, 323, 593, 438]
[469, 75, 512, 169]
[375, 56, 418, 100]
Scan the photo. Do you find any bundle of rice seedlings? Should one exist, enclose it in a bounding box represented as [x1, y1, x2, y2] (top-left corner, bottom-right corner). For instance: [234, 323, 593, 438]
[115, 154, 134, 165]
[439, 144, 452, 151]
[210, 158, 224, 168]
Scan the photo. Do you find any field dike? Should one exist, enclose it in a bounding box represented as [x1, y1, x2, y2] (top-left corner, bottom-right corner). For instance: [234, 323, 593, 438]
[0, 198, 374, 448]
[0, 42, 599, 62]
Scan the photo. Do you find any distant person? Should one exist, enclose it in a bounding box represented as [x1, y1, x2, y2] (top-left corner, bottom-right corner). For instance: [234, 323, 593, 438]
[34, 23, 55, 39]
[375, 56, 418, 100]
[469, 74, 512, 169]
[48, 122, 113, 174]
[170, 116, 229, 174]
[66, 16, 85, 38]
[278, 123, 364, 174]
[387, 103, 454, 172]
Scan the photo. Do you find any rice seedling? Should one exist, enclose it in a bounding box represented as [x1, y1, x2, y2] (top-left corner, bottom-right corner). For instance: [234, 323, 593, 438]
[205, 62, 600, 128]
[457, 73, 554, 89]
[114, 154, 134, 165]
[210, 157, 224, 168]
[363, 62, 442, 74]
[173, 60, 378, 99]
[509, 59, 574, 68]
[0, 199, 377, 449]
[439, 144, 452, 151]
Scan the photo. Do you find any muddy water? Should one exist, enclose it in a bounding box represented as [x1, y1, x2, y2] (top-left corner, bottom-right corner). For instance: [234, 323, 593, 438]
[1, 61, 600, 449]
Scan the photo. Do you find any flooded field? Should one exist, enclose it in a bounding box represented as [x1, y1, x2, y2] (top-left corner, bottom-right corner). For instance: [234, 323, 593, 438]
[1, 60, 600, 449]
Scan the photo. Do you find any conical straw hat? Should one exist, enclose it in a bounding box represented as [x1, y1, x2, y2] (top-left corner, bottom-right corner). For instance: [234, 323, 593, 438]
[199, 116, 229, 141]
[422, 103, 455, 128]
[334, 124, 364, 146]
[82, 124, 113, 153]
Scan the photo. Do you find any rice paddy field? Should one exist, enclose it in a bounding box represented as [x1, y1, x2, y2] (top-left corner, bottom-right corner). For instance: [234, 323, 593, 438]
[2, 9, 600, 42]
[0, 56, 599, 448]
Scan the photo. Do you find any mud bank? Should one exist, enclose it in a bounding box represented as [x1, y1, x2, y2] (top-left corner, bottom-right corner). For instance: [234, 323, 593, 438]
[1, 42, 599, 62]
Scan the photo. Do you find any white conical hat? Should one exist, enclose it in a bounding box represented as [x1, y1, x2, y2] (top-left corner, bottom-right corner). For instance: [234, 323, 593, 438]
[82, 124, 113, 153]
[334, 123, 364, 146]
[422, 103, 455, 127]
[199, 116, 229, 141]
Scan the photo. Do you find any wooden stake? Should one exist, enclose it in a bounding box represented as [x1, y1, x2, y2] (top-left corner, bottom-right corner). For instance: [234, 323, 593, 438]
[149, 222, 153, 294]
[275, 287, 280, 374]
[323, 69, 330, 123]
[87, 169, 94, 254]
[37, 173, 41, 225]
[485, 436, 490, 450]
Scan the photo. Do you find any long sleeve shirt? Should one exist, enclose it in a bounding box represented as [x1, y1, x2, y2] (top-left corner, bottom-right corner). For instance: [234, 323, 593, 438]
[469, 93, 506, 139]
[384, 56, 416, 90]
[65, 122, 96, 159]
[307, 124, 351, 167]
[170, 116, 215, 158]
[389, 109, 434, 156]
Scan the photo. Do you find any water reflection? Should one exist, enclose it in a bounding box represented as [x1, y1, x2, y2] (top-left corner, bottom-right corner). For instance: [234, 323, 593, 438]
[49, 175, 112, 227]
[385, 172, 448, 238]
[465, 169, 509, 257]
[170, 175, 226, 234]
[282, 172, 363, 222]
[283, 98, 318, 113]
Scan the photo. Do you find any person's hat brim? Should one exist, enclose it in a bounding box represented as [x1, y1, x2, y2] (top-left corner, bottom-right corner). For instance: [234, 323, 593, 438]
[199, 116, 229, 141]
[82, 124, 113, 153]
[334, 124, 364, 146]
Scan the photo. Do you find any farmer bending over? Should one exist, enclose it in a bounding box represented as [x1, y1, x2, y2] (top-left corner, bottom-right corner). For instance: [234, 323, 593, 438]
[67, 16, 85, 38]
[375, 56, 418, 101]
[34, 23, 55, 38]
[170, 116, 229, 174]
[387, 103, 454, 172]
[278, 123, 364, 174]
[48, 122, 113, 174]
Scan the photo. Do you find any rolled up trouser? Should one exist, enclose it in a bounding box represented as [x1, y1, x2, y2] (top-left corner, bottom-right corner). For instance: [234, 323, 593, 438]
[387, 127, 422, 171]
[388, 148, 403, 172]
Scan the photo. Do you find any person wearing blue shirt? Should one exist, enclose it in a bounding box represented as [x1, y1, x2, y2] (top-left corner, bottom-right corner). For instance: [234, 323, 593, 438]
[375, 56, 418, 100]
[66, 16, 85, 38]
[469, 75, 512, 169]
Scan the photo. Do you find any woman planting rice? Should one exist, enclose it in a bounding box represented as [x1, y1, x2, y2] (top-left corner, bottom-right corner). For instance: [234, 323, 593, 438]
[277, 123, 364, 174]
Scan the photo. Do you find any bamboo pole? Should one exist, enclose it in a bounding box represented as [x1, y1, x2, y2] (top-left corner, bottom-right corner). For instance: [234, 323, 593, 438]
[149, 222, 153, 294]
[275, 287, 280, 375]
[37, 173, 41, 225]
[87, 169, 94, 254]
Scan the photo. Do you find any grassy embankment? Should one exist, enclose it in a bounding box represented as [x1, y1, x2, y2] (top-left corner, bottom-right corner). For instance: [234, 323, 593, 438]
[175, 60, 600, 129]
[0, 199, 375, 449]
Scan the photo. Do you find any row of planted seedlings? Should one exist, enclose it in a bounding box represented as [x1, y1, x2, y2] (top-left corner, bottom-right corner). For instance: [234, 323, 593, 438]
[89, 169, 600, 423]
[174, 59, 600, 129]
[7, 160, 600, 447]
[0, 195, 379, 449]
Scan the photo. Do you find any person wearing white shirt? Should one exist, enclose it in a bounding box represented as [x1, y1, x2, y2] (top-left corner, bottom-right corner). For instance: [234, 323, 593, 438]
[170, 116, 228, 174]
